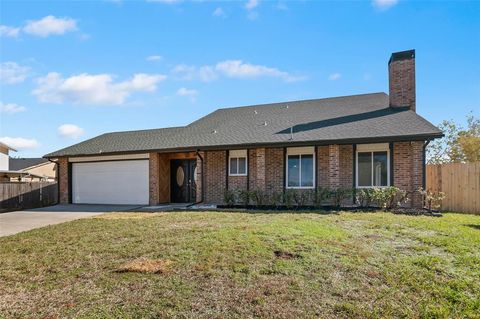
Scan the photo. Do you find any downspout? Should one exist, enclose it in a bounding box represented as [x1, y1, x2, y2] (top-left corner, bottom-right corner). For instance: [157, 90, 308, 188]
[47, 158, 60, 205]
[187, 150, 204, 207]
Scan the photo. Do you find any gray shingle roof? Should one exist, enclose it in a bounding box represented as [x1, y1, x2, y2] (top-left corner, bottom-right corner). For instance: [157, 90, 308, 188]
[9, 158, 49, 170]
[45, 92, 443, 158]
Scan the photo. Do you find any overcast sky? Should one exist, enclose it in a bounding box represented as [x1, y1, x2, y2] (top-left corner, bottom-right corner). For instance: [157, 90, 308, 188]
[1, 0, 479, 157]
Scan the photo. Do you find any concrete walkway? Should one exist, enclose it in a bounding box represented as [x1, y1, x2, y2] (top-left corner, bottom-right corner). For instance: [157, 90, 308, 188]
[0, 204, 140, 237]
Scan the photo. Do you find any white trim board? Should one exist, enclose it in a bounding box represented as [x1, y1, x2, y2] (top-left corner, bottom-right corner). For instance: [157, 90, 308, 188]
[69, 153, 149, 163]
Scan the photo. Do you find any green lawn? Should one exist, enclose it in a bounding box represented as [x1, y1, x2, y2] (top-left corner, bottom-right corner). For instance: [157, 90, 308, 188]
[1, 211, 479, 319]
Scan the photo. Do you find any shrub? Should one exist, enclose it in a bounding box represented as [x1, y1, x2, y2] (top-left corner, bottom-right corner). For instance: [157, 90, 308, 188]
[314, 187, 331, 208]
[356, 188, 375, 208]
[250, 189, 268, 207]
[293, 190, 312, 207]
[330, 188, 353, 208]
[371, 187, 408, 211]
[223, 190, 236, 207]
[417, 187, 446, 211]
[271, 191, 283, 208]
[284, 189, 296, 209]
[238, 189, 251, 207]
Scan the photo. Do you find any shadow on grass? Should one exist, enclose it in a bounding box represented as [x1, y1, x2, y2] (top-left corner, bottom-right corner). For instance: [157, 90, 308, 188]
[464, 224, 480, 230]
[164, 208, 361, 215]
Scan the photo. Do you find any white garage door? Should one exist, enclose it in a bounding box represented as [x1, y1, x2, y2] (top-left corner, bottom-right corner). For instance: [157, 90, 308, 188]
[72, 160, 149, 205]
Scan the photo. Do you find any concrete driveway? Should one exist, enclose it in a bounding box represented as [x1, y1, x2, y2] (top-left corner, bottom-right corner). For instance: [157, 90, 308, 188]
[0, 204, 140, 237]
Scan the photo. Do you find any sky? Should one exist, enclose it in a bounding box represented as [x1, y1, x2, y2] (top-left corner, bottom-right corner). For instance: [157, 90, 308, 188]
[1, 0, 479, 158]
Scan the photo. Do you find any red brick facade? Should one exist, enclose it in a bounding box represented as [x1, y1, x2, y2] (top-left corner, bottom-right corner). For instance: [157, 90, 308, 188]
[389, 53, 416, 111]
[203, 150, 227, 204]
[56, 141, 425, 208]
[393, 141, 424, 208]
[58, 157, 69, 204]
[265, 148, 283, 196]
[149, 152, 160, 205]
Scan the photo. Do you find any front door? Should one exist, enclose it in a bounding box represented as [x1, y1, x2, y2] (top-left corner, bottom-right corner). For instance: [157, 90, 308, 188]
[170, 159, 196, 203]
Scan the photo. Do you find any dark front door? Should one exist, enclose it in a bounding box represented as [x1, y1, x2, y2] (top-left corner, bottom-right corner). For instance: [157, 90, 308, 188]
[171, 159, 197, 203]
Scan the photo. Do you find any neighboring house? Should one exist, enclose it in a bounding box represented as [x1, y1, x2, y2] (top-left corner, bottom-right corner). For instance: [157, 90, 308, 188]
[45, 50, 443, 207]
[8, 158, 57, 182]
[0, 141, 15, 171]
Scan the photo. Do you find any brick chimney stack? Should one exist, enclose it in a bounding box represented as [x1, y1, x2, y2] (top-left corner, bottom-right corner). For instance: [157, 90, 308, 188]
[388, 49, 416, 112]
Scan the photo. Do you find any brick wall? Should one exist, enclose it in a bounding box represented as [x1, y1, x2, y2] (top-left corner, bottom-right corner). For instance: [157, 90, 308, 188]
[196, 151, 204, 202]
[317, 146, 329, 187]
[204, 150, 227, 204]
[393, 141, 424, 208]
[265, 148, 284, 196]
[229, 176, 247, 191]
[199, 142, 424, 208]
[248, 149, 257, 190]
[389, 54, 416, 111]
[328, 145, 340, 188]
[339, 145, 353, 188]
[149, 152, 160, 205]
[58, 157, 69, 204]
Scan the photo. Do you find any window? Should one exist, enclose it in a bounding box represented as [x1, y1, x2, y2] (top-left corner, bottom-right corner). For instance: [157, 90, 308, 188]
[356, 144, 390, 188]
[286, 147, 315, 188]
[229, 150, 247, 176]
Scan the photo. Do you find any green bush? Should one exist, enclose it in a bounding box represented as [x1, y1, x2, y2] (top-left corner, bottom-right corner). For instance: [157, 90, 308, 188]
[330, 188, 353, 208]
[417, 187, 446, 211]
[371, 187, 408, 211]
[238, 189, 251, 207]
[293, 190, 312, 207]
[355, 188, 375, 208]
[314, 187, 331, 208]
[271, 191, 283, 208]
[283, 189, 296, 209]
[250, 189, 268, 206]
[223, 189, 236, 207]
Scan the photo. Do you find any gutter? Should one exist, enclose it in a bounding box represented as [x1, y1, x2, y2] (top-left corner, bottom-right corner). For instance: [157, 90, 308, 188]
[187, 150, 204, 207]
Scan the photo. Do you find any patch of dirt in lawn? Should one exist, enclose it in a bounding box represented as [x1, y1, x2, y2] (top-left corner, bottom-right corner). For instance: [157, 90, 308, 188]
[94, 213, 165, 220]
[274, 250, 302, 260]
[116, 258, 173, 274]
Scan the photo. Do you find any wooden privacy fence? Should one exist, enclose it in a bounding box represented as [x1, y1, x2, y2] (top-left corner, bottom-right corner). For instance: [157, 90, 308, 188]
[0, 182, 58, 211]
[426, 162, 480, 214]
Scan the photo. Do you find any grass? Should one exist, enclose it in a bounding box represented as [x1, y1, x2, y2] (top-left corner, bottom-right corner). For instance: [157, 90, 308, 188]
[1, 211, 479, 319]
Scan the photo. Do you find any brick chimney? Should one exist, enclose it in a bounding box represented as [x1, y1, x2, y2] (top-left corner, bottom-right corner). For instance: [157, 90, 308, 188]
[388, 49, 416, 112]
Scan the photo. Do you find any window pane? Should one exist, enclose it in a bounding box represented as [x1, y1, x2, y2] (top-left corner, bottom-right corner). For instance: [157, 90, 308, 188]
[230, 158, 237, 175]
[238, 157, 246, 174]
[288, 155, 300, 187]
[300, 155, 314, 187]
[373, 152, 388, 186]
[358, 152, 372, 186]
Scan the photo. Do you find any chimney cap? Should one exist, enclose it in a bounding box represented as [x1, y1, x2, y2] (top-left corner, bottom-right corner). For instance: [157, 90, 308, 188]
[389, 49, 415, 65]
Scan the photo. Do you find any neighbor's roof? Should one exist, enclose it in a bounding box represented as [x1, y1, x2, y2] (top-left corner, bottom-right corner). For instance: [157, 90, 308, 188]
[0, 141, 17, 152]
[45, 92, 443, 158]
[9, 158, 50, 171]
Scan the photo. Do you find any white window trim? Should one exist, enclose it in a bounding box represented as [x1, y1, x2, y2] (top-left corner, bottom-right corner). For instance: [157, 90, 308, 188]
[286, 146, 316, 189]
[355, 144, 390, 188]
[229, 149, 248, 176]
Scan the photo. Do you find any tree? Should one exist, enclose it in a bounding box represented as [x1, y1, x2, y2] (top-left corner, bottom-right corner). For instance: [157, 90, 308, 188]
[427, 114, 480, 164]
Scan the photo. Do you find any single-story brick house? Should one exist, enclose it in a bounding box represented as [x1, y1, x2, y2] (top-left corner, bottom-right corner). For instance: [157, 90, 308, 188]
[45, 50, 442, 208]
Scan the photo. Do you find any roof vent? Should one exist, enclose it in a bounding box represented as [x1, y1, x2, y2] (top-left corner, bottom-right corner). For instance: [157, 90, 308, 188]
[286, 105, 289, 109]
[262, 121, 267, 126]
[254, 110, 258, 114]
[211, 130, 217, 134]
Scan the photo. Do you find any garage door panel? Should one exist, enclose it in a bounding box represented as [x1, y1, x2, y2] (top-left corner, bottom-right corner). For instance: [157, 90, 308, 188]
[72, 160, 149, 205]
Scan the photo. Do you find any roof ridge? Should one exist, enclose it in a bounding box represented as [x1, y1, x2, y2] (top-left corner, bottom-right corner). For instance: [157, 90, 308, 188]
[104, 126, 185, 135]
[216, 92, 388, 111]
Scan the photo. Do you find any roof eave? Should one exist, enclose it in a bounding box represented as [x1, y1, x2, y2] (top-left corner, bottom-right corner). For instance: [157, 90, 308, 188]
[43, 132, 444, 158]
